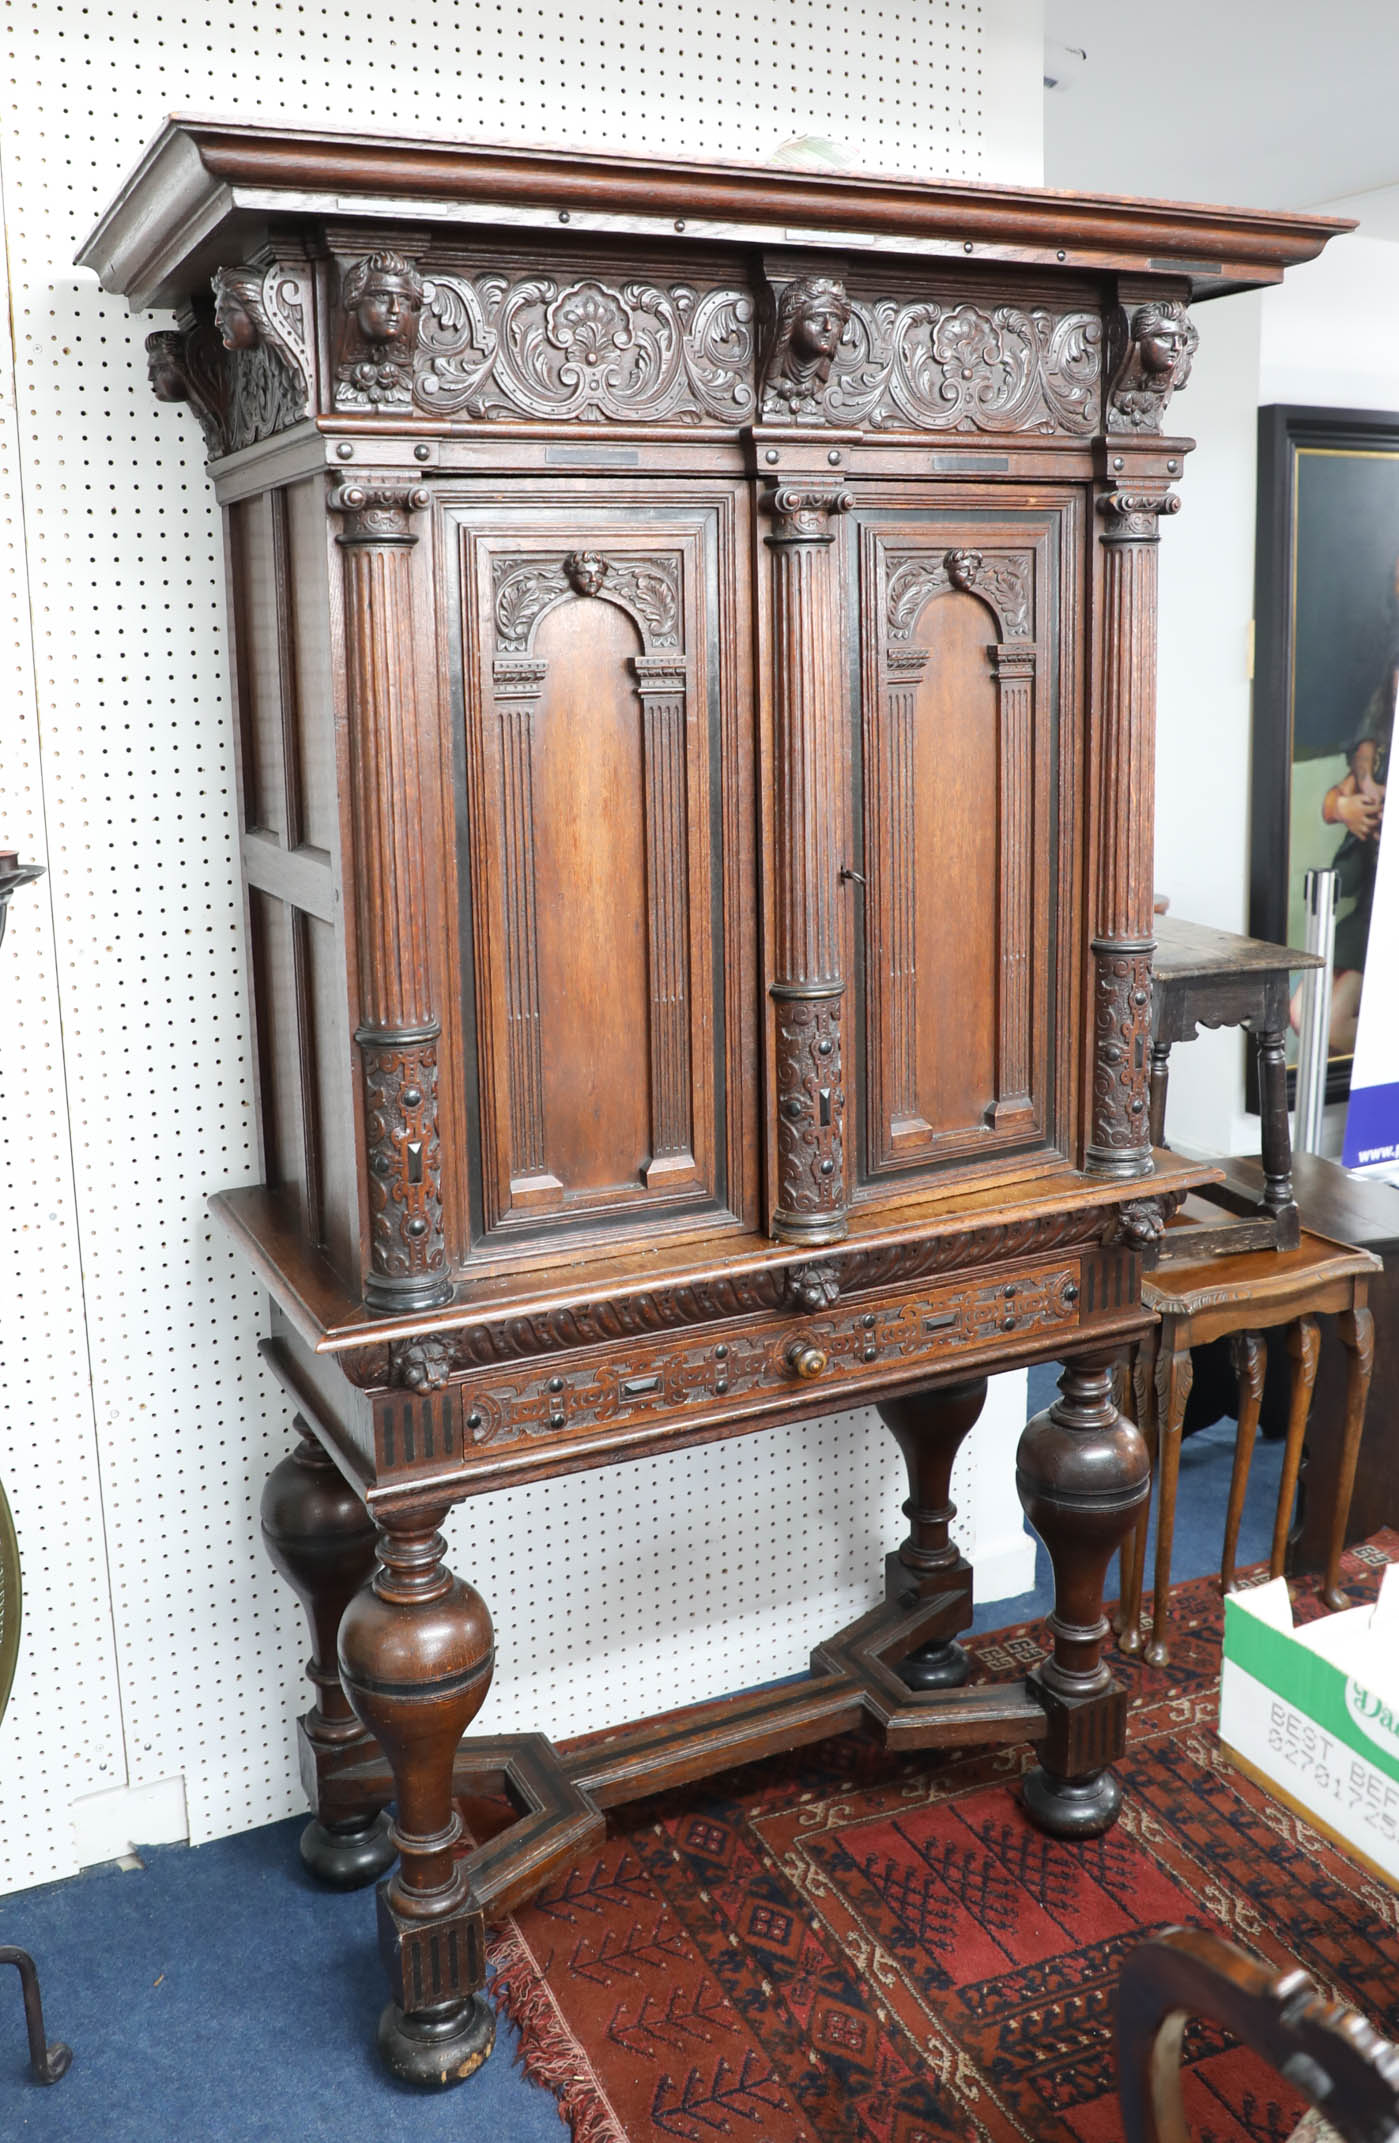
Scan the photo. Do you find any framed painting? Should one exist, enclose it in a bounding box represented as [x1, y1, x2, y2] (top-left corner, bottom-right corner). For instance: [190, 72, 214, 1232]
[1251, 403, 1399, 1104]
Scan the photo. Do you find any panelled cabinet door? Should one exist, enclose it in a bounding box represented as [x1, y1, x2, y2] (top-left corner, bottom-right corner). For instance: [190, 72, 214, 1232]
[852, 496, 1081, 1203]
[451, 493, 753, 1255]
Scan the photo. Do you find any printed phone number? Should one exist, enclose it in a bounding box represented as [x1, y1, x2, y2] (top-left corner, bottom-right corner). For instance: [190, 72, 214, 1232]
[1268, 1699, 1399, 1840]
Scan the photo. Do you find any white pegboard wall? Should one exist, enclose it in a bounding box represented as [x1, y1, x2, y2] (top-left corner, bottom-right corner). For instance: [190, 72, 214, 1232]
[0, 0, 1042, 1893]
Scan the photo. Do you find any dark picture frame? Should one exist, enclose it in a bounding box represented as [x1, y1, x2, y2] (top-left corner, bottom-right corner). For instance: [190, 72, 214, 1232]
[1250, 403, 1399, 1108]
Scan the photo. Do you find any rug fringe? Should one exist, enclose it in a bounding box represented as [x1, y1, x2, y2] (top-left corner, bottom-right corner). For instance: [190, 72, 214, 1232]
[492, 1921, 628, 2143]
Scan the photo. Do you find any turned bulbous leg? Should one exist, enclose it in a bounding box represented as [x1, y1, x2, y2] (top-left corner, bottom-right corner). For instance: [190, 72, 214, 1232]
[877, 1379, 985, 1689]
[338, 1504, 496, 2089]
[1017, 1354, 1149, 1838]
[260, 1424, 396, 1889]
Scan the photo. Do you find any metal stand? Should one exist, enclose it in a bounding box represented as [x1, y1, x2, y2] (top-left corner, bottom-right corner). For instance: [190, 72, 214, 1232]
[1294, 866, 1337, 1157]
[0, 1950, 71, 2083]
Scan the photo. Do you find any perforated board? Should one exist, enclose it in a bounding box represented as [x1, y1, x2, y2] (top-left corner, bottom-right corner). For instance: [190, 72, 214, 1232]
[0, 0, 1041, 1894]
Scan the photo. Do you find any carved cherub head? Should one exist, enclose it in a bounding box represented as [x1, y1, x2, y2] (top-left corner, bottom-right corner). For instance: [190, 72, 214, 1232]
[341, 252, 425, 346]
[1131, 299, 1198, 391]
[762, 274, 851, 409]
[212, 266, 265, 351]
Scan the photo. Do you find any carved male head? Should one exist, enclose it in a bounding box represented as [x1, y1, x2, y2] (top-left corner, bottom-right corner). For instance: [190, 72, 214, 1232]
[341, 252, 425, 346]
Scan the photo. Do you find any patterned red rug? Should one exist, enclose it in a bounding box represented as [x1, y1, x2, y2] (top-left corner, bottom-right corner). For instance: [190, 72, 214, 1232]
[486, 1535, 1399, 2143]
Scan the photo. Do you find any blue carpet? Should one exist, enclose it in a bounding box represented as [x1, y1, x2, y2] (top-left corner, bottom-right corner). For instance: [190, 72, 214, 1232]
[0, 1371, 1294, 2138]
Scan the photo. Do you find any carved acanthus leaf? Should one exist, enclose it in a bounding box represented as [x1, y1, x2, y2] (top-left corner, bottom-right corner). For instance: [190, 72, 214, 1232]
[767, 296, 1103, 434]
[492, 551, 682, 653]
[414, 272, 756, 424]
[886, 547, 1033, 642]
[211, 259, 315, 452]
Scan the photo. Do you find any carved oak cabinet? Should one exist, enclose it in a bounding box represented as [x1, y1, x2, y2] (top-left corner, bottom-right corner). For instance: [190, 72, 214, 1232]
[81, 123, 1340, 2087]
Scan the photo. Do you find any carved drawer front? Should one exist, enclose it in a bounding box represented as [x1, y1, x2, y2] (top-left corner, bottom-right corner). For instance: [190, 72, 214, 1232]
[450, 494, 753, 1255]
[853, 501, 1078, 1197]
[369, 1249, 1131, 1482]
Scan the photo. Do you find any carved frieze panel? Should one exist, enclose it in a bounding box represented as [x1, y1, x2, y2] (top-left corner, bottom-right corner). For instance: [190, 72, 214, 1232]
[445, 1262, 1083, 1450]
[762, 290, 1102, 435]
[492, 549, 682, 653]
[361, 1203, 1120, 1388]
[885, 546, 1034, 642]
[411, 272, 756, 424]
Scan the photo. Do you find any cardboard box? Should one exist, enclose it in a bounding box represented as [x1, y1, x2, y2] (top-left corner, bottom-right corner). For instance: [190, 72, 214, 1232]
[1219, 1566, 1399, 1890]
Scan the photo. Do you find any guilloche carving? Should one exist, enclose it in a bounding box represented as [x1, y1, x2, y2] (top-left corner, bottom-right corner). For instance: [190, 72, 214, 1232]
[334, 251, 426, 410]
[1106, 299, 1198, 434]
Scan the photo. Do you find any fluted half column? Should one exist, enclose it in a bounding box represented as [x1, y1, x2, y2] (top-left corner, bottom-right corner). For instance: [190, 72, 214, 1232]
[1087, 479, 1180, 1179]
[766, 485, 854, 1246]
[333, 480, 453, 1313]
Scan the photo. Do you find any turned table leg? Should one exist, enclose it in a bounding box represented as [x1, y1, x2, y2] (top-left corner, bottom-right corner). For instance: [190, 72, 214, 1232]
[1116, 1333, 1158, 1656]
[1325, 1301, 1376, 1610]
[1220, 1332, 1267, 1596]
[1017, 1355, 1149, 1837]
[260, 1423, 396, 1888]
[1146, 1341, 1193, 1667]
[1271, 1318, 1320, 1581]
[338, 1504, 496, 2089]
[877, 1378, 985, 1689]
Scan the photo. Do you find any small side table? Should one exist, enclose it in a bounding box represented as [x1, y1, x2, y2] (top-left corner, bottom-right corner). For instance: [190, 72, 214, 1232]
[1118, 1230, 1379, 1664]
[1149, 916, 1323, 1261]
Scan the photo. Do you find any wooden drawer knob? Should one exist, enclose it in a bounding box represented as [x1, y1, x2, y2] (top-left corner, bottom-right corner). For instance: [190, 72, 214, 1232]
[787, 1340, 828, 1381]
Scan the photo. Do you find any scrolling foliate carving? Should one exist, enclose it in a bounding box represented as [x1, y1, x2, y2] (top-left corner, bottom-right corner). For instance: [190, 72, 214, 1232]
[492, 551, 682, 653]
[333, 251, 425, 410]
[360, 1035, 448, 1291]
[1105, 300, 1198, 434]
[211, 260, 315, 452]
[763, 294, 1102, 433]
[413, 272, 756, 423]
[773, 991, 846, 1237]
[1091, 948, 1155, 1160]
[886, 547, 1033, 642]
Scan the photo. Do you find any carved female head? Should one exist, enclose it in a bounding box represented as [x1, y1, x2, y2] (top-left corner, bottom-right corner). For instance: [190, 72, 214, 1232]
[341, 252, 425, 346]
[1131, 300, 1197, 388]
[212, 266, 265, 351]
[764, 274, 851, 407]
